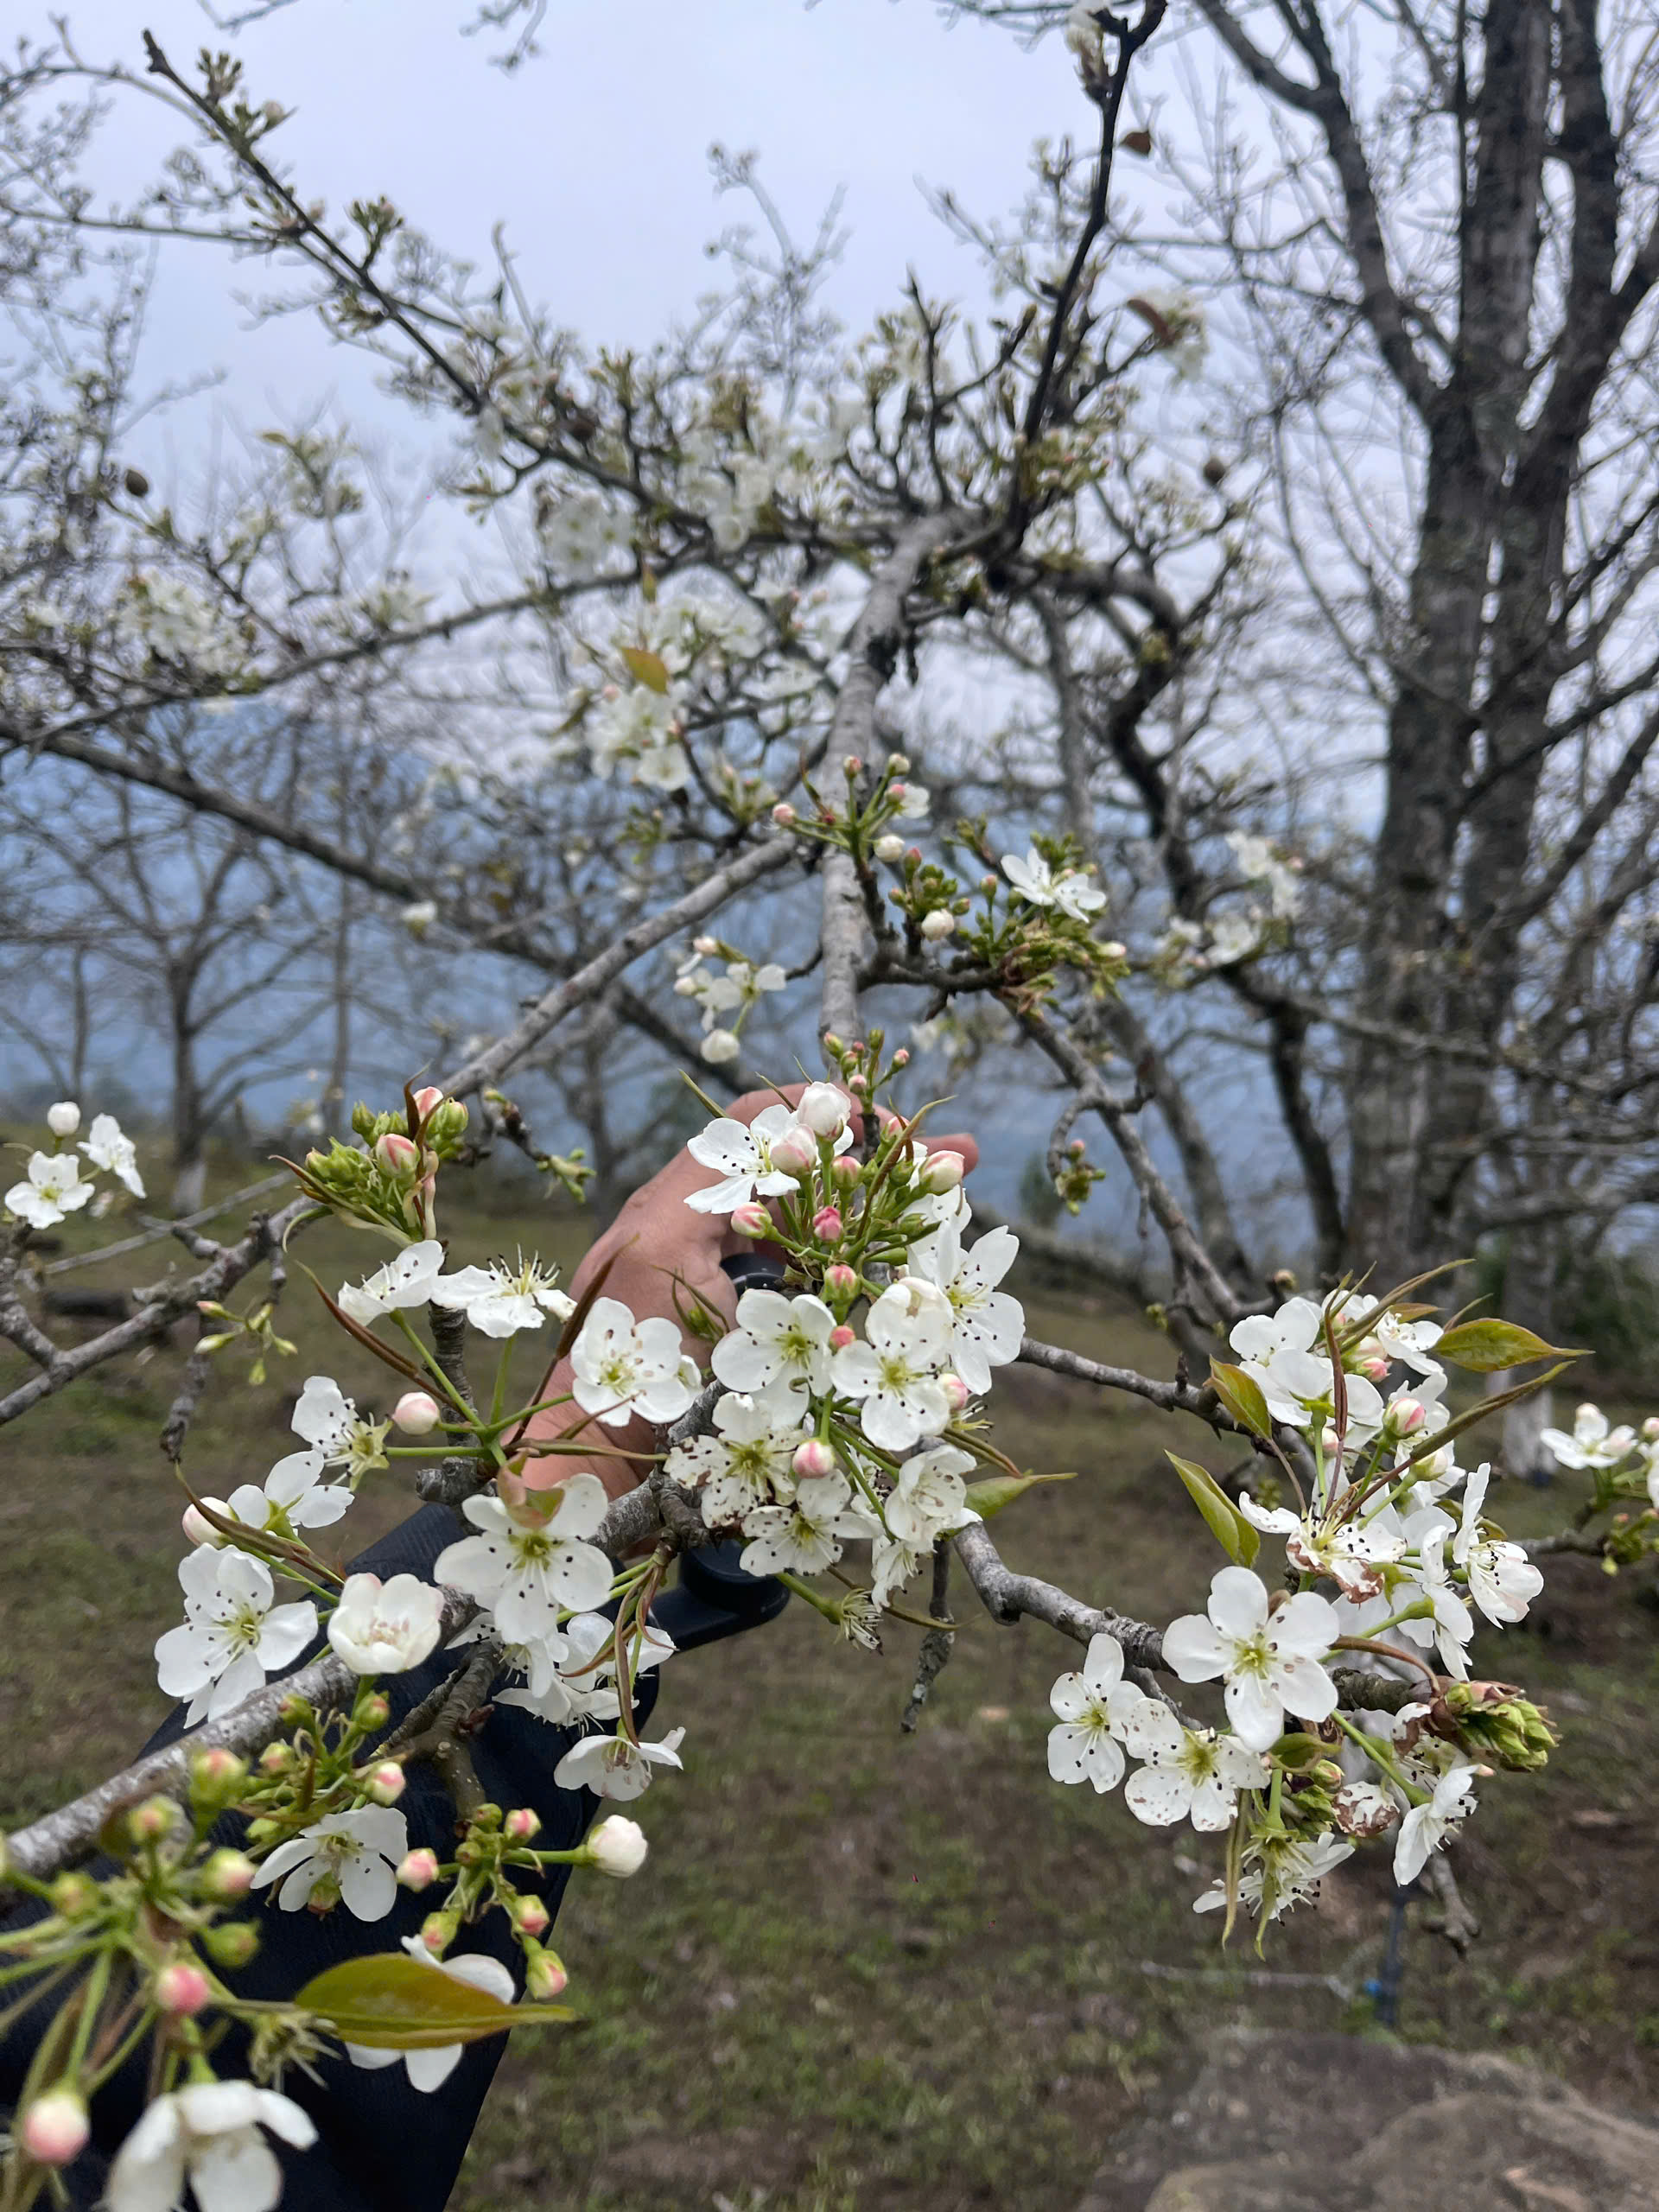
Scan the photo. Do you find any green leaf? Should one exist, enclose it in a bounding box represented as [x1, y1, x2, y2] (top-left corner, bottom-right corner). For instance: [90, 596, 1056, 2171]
[296, 1955, 575, 2049]
[1209, 1360, 1273, 1440]
[964, 1470, 1077, 1521]
[619, 645, 670, 694]
[1166, 1453, 1258, 1567]
[1434, 1319, 1586, 1372]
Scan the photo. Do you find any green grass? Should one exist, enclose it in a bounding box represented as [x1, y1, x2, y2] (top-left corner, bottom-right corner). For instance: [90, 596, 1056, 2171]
[2, 1145, 1656, 2210]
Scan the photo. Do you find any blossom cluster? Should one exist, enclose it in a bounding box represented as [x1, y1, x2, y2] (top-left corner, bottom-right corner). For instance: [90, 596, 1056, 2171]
[3, 1101, 145, 1229]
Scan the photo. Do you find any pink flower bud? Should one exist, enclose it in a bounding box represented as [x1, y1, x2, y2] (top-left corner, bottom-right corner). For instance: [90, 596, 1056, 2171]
[259, 1743, 295, 1777]
[374, 1130, 419, 1176]
[888, 780, 907, 801]
[512, 1894, 550, 1937]
[155, 1962, 212, 2017]
[768, 1127, 817, 1177]
[363, 1761, 406, 1805]
[891, 1048, 910, 1068]
[398, 1848, 442, 1891]
[181, 1499, 229, 1548]
[730, 1201, 771, 1239]
[1101, 939, 1128, 960]
[793, 1438, 836, 1480]
[1357, 1355, 1389, 1382]
[981, 872, 998, 893]
[842, 753, 863, 777]
[1643, 1417, 1659, 1443]
[919, 1150, 966, 1195]
[887, 752, 911, 774]
[524, 1945, 568, 1999]
[1387, 1395, 1428, 1437]
[201, 1849, 256, 1900]
[771, 802, 798, 826]
[190, 1748, 245, 1799]
[848, 1073, 868, 1096]
[411, 1085, 446, 1119]
[693, 935, 720, 956]
[420, 1910, 459, 1956]
[129, 1798, 175, 1844]
[505, 1808, 542, 1843]
[811, 1206, 844, 1242]
[830, 1325, 855, 1351]
[830, 1154, 861, 1189]
[392, 1389, 442, 1434]
[824, 1262, 858, 1299]
[940, 1373, 970, 1412]
[21, 2088, 89, 2168]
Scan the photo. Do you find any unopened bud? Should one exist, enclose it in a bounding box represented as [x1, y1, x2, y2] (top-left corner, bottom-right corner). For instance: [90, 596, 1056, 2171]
[842, 753, 863, 777]
[410, 1085, 446, 1119]
[730, 1201, 771, 1238]
[768, 1127, 817, 1177]
[258, 1743, 296, 1777]
[940, 1373, 970, 1412]
[420, 1910, 460, 1957]
[505, 1808, 542, 1843]
[797, 1083, 852, 1138]
[202, 1920, 259, 1969]
[830, 1154, 861, 1189]
[811, 1205, 844, 1242]
[524, 1943, 568, 1998]
[793, 1438, 837, 1480]
[397, 1849, 442, 1891]
[693, 936, 721, 957]
[1643, 1416, 1659, 1444]
[771, 802, 798, 826]
[357, 1692, 391, 1729]
[874, 834, 906, 862]
[511, 1893, 550, 1937]
[920, 909, 955, 942]
[1100, 939, 1128, 961]
[362, 1762, 405, 1806]
[830, 1325, 855, 1351]
[189, 1748, 246, 1803]
[182, 1498, 231, 1548]
[392, 1389, 442, 1434]
[427, 1097, 469, 1143]
[823, 1262, 858, 1300]
[200, 1849, 257, 1901]
[46, 1101, 80, 1138]
[586, 1815, 648, 1878]
[891, 1047, 909, 1068]
[49, 1872, 98, 1918]
[918, 1150, 966, 1195]
[374, 1131, 419, 1177]
[887, 779, 907, 801]
[20, 2088, 89, 2167]
[155, 1961, 212, 2017]
[1385, 1395, 1428, 1439]
[129, 1798, 176, 1844]
[1357, 1355, 1389, 1382]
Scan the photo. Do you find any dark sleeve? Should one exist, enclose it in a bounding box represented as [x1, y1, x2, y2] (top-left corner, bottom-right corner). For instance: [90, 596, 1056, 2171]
[0, 1508, 785, 2212]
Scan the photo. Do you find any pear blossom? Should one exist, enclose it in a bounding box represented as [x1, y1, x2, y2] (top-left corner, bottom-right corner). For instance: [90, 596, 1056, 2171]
[292, 1376, 390, 1478]
[1161, 1567, 1339, 1751]
[739, 1471, 875, 1576]
[554, 1724, 686, 1802]
[904, 1221, 1024, 1394]
[712, 1288, 836, 1398]
[1122, 1702, 1270, 1830]
[1194, 1829, 1353, 1923]
[1229, 1297, 1383, 1439]
[327, 1572, 446, 1674]
[1540, 1401, 1637, 1471]
[337, 1240, 445, 1322]
[664, 1390, 807, 1522]
[433, 1477, 614, 1643]
[830, 1281, 955, 1452]
[212, 1448, 353, 1540]
[871, 1530, 929, 1609]
[588, 1814, 650, 1876]
[5, 1148, 95, 1229]
[155, 1548, 319, 1726]
[1395, 1520, 1474, 1677]
[883, 1443, 980, 1548]
[796, 1082, 854, 1137]
[686, 1103, 853, 1215]
[1046, 1632, 1140, 1791]
[46, 1100, 80, 1138]
[430, 1254, 575, 1338]
[1394, 1763, 1479, 1885]
[1001, 847, 1108, 919]
[79, 1112, 145, 1197]
[249, 1805, 410, 1919]
[1448, 1465, 1542, 1624]
[496, 1608, 672, 1726]
[569, 1297, 698, 1426]
[346, 1936, 516, 2091]
[1236, 1493, 1405, 1599]
[106, 2081, 316, 2212]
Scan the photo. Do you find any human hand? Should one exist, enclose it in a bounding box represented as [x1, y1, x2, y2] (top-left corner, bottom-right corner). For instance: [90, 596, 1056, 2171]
[514, 1083, 979, 1503]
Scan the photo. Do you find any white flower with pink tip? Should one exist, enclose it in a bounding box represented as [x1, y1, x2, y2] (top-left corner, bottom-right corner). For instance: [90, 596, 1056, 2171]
[1160, 1566, 1338, 1751]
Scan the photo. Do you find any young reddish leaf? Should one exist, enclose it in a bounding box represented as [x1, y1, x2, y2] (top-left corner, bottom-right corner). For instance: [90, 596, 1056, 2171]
[1209, 1360, 1272, 1440]
[1434, 1319, 1586, 1372]
[296, 1954, 575, 2048]
[1167, 1452, 1258, 1567]
[963, 1470, 1077, 1520]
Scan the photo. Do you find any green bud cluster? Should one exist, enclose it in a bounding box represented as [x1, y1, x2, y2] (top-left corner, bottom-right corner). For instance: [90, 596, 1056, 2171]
[1442, 1681, 1557, 1773]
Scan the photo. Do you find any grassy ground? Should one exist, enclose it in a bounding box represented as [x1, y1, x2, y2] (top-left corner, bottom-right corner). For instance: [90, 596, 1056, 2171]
[2, 1147, 1656, 2211]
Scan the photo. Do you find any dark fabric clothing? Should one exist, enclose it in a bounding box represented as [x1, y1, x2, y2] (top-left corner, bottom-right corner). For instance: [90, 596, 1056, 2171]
[1, 1509, 785, 2211]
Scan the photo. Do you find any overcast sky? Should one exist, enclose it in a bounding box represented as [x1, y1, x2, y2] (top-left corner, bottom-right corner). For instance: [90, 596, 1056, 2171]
[48, 1, 1132, 470]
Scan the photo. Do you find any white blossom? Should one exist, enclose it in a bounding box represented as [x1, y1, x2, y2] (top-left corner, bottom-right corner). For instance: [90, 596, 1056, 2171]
[1122, 1702, 1269, 1830]
[1194, 1829, 1353, 1923]
[1046, 1633, 1139, 1791]
[250, 1805, 410, 1919]
[80, 1112, 145, 1197]
[346, 1936, 516, 2091]
[830, 1280, 954, 1452]
[1001, 847, 1107, 919]
[739, 1471, 874, 1576]
[1394, 1763, 1478, 1885]
[1540, 1401, 1637, 1471]
[430, 1254, 575, 1338]
[4, 1148, 95, 1229]
[495, 1608, 672, 1726]
[337, 1240, 446, 1322]
[327, 1572, 445, 1674]
[107, 2082, 316, 2212]
[554, 1724, 686, 1802]
[291, 1376, 389, 1478]
[433, 1478, 615, 1643]
[1161, 1567, 1338, 1751]
[155, 1548, 318, 1726]
[665, 1390, 807, 1523]
[214, 1449, 353, 1539]
[686, 1102, 851, 1215]
[903, 1221, 1024, 1394]
[568, 1297, 697, 1425]
[1449, 1464, 1543, 1624]
[883, 1443, 980, 1548]
[712, 1287, 836, 1399]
